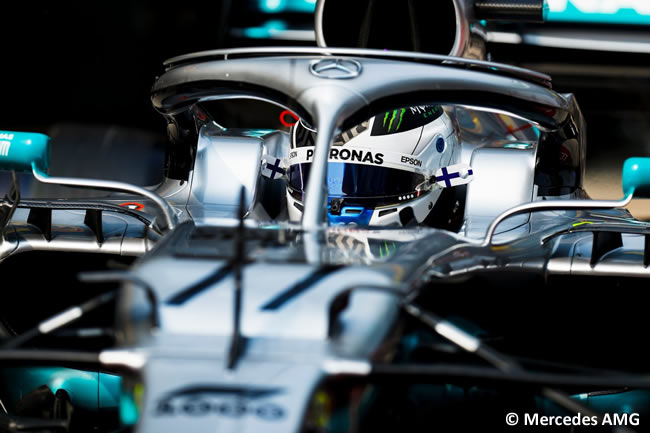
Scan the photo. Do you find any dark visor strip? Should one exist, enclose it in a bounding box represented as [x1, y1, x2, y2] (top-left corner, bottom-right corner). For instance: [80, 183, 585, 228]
[261, 265, 342, 311]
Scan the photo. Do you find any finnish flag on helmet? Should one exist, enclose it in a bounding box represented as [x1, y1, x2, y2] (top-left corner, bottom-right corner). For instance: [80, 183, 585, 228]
[435, 163, 474, 188]
[261, 155, 286, 180]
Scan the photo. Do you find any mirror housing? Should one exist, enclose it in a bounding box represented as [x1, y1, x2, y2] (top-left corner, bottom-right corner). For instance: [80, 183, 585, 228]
[0, 130, 50, 174]
[316, 0, 459, 55]
[316, 0, 546, 58]
[622, 157, 650, 198]
[0, 130, 177, 230]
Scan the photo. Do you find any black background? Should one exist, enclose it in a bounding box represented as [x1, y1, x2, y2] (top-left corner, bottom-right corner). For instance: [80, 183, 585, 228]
[0, 2, 230, 132]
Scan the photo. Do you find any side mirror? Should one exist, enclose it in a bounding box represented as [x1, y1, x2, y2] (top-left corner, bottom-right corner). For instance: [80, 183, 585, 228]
[316, 0, 458, 54]
[0, 130, 50, 174]
[622, 157, 650, 198]
[316, 0, 546, 56]
[0, 129, 177, 230]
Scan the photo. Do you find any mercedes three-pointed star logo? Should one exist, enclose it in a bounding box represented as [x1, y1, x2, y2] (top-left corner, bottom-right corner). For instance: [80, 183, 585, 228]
[310, 58, 363, 79]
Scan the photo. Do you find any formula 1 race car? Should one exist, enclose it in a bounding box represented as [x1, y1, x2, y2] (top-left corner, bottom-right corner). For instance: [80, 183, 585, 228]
[2, 0, 650, 432]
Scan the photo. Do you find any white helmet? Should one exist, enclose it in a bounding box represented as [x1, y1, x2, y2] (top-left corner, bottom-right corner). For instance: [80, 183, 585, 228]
[286, 105, 462, 226]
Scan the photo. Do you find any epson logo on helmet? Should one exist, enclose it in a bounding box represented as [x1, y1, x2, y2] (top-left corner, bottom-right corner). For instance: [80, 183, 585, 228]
[400, 156, 423, 167]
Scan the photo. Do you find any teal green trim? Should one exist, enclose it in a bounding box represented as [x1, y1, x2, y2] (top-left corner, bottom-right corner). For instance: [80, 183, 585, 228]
[241, 129, 277, 138]
[504, 143, 533, 150]
[532, 125, 541, 139]
[547, 1, 650, 25]
[0, 130, 50, 174]
[32, 162, 50, 178]
[542, 1, 549, 22]
[120, 393, 139, 426]
[259, 0, 316, 14]
[570, 390, 650, 419]
[622, 157, 650, 198]
[0, 367, 99, 411]
[242, 20, 288, 39]
[260, 0, 287, 13]
[99, 373, 122, 408]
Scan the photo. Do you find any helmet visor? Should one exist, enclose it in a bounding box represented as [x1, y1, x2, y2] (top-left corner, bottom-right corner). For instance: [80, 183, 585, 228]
[288, 162, 425, 206]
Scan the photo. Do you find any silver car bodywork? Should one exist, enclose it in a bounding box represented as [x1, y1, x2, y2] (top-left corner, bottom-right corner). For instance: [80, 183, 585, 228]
[1, 48, 649, 433]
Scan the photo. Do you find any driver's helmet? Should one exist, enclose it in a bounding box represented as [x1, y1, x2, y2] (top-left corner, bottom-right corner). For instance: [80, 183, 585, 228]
[287, 105, 459, 226]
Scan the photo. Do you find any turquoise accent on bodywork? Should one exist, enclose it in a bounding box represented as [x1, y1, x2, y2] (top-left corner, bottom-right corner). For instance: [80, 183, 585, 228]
[240, 129, 278, 138]
[542, 2, 550, 21]
[535, 390, 650, 418]
[546, 1, 650, 25]
[119, 393, 139, 426]
[0, 367, 120, 412]
[0, 130, 50, 174]
[504, 142, 534, 150]
[622, 157, 650, 198]
[243, 20, 288, 39]
[99, 372, 122, 408]
[259, 0, 316, 14]
[577, 390, 650, 415]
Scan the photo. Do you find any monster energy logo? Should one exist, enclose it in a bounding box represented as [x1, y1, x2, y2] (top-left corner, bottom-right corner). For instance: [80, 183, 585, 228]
[381, 106, 442, 133]
[378, 241, 397, 258]
[383, 109, 406, 133]
[0, 141, 10, 157]
[410, 105, 441, 119]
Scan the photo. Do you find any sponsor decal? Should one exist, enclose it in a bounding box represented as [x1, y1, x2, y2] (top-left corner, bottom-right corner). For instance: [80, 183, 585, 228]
[0, 141, 10, 157]
[154, 385, 286, 420]
[383, 108, 406, 133]
[329, 148, 384, 165]
[298, 148, 383, 165]
[0, 133, 15, 140]
[410, 105, 442, 119]
[297, 148, 383, 165]
[400, 155, 423, 167]
[288, 146, 427, 175]
[372, 106, 444, 136]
